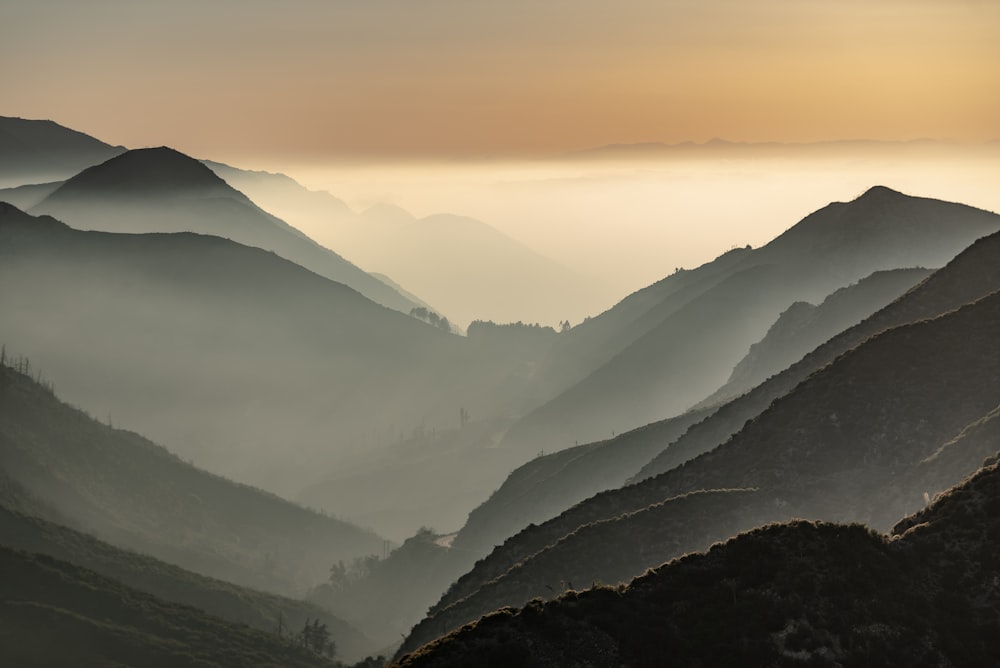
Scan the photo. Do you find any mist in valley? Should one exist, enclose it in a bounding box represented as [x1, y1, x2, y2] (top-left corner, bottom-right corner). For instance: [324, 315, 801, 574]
[3, 1, 1000, 659]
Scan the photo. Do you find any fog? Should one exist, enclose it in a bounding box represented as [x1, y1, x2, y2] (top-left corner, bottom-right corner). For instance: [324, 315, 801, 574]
[274, 142, 1000, 320]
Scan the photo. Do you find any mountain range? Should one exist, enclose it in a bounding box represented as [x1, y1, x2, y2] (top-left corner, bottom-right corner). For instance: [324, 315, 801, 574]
[500, 186, 1000, 454]
[394, 454, 1000, 666]
[396, 223, 1000, 656]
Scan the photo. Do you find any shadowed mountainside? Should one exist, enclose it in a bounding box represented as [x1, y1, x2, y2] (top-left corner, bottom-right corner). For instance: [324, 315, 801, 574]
[28, 147, 421, 313]
[398, 233, 1000, 655]
[697, 266, 931, 407]
[634, 226, 1000, 482]
[0, 500, 377, 661]
[452, 266, 929, 557]
[452, 407, 713, 557]
[0, 362, 384, 596]
[0, 203, 537, 511]
[503, 186, 1000, 452]
[394, 458, 1000, 666]
[0, 116, 125, 185]
[0, 546, 342, 668]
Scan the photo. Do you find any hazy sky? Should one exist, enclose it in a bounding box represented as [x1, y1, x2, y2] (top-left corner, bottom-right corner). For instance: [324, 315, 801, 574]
[5, 0, 998, 161]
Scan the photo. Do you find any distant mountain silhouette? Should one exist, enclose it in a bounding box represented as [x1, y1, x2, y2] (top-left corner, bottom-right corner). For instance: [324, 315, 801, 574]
[394, 457, 1000, 666]
[0, 116, 125, 185]
[503, 187, 1000, 453]
[398, 229, 1000, 654]
[28, 147, 422, 314]
[220, 170, 619, 328]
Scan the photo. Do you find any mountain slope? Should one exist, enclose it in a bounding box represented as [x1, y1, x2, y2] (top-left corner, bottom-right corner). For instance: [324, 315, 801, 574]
[635, 226, 1000, 481]
[0, 502, 377, 661]
[394, 459, 1000, 666]
[400, 241, 1000, 653]
[452, 406, 713, 556]
[0, 204, 534, 539]
[29, 147, 421, 313]
[0, 115, 125, 185]
[698, 266, 931, 407]
[0, 546, 338, 668]
[504, 187, 1000, 451]
[0, 361, 384, 595]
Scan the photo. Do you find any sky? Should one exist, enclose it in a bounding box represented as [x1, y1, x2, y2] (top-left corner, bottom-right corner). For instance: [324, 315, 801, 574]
[4, 0, 999, 162]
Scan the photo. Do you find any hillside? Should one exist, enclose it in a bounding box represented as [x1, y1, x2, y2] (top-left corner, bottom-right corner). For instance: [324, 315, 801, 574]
[0, 546, 339, 668]
[504, 186, 1000, 451]
[394, 458, 1000, 666]
[452, 407, 713, 556]
[0, 361, 385, 595]
[28, 147, 421, 313]
[399, 249, 1000, 653]
[697, 266, 931, 407]
[0, 115, 125, 185]
[0, 204, 535, 512]
[0, 501, 377, 661]
[635, 226, 1000, 481]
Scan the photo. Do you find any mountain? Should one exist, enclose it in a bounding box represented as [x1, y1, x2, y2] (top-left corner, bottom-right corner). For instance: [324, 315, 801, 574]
[634, 226, 1000, 482]
[0, 545, 341, 668]
[28, 146, 422, 314]
[397, 231, 1000, 654]
[0, 115, 125, 186]
[450, 267, 929, 556]
[0, 203, 535, 537]
[696, 267, 931, 407]
[502, 187, 1000, 453]
[393, 458, 1000, 666]
[0, 360, 384, 596]
[452, 407, 713, 557]
[212, 167, 619, 328]
[0, 501, 377, 661]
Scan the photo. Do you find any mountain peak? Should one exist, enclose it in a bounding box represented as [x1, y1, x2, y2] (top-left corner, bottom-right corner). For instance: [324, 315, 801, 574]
[48, 146, 238, 201]
[856, 184, 904, 200]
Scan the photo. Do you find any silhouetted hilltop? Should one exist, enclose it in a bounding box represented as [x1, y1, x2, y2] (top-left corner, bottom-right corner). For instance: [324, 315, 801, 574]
[0, 503, 377, 661]
[0, 546, 340, 668]
[0, 116, 125, 184]
[504, 187, 1000, 453]
[395, 460, 1000, 666]
[0, 362, 384, 595]
[30, 147, 422, 313]
[45, 145, 236, 199]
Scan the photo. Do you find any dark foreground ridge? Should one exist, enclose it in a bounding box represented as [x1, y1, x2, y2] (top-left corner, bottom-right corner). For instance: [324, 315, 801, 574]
[395, 456, 1000, 667]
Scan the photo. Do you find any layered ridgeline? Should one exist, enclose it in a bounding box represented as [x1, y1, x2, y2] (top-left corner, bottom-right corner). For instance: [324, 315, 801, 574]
[453, 266, 930, 554]
[25, 146, 420, 314]
[0, 116, 125, 185]
[397, 229, 1000, 656]
[0, 545, 345, 668]
[394, 458, 1000, 667]
[205, 161, 619, 329]
[0, 501, 377, 661]
[0, 361, 384, 598]
[502, 186, 1000, 452]
[0, 204, 533, 508]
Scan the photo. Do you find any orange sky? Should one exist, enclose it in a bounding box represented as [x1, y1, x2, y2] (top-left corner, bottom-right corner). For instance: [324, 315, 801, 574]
[4, 0, 998, 160]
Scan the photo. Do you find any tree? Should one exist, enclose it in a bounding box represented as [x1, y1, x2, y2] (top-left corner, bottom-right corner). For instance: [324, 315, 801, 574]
[299, 618, 335, 658]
